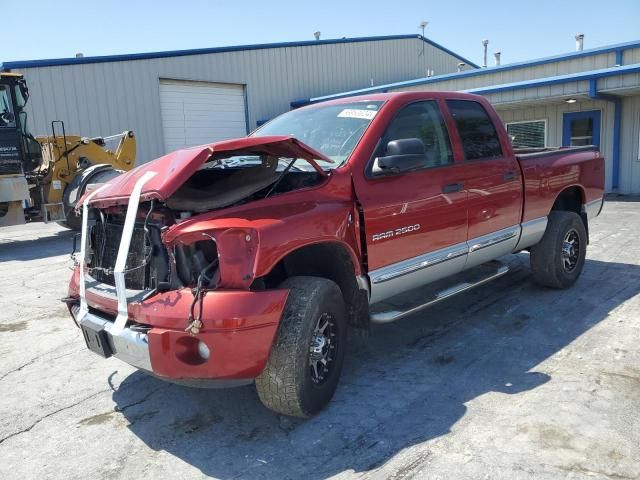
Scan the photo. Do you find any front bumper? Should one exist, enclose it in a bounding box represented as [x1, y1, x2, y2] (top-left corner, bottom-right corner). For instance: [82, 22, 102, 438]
[80, 311, 152, 371]
[70, 271, 289, 384]
[71, 178, 289, 385]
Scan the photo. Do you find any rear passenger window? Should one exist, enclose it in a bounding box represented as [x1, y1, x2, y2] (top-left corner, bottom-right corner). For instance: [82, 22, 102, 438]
[379, 101, 453, 169]
[446, 100, 503, 160]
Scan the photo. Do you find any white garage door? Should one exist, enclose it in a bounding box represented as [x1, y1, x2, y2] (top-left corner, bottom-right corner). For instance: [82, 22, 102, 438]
[159, 79, 247, 153]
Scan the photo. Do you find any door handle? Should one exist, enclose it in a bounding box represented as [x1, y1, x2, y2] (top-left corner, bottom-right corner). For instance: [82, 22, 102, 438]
[442, 182, 464, 193]
[503, 171, 518, 181]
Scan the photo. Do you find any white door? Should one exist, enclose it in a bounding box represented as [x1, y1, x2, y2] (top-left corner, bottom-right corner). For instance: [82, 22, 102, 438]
[159, 79, 247, 153]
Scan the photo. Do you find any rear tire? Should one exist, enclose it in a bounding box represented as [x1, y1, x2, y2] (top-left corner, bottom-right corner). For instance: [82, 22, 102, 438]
[530, 211, 587, 289]
[256, 276, 346, 418]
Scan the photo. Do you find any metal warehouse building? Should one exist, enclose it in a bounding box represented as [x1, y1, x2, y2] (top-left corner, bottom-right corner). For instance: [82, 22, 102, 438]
[0, 35, 475, 163]
[303, 40, 640, 194]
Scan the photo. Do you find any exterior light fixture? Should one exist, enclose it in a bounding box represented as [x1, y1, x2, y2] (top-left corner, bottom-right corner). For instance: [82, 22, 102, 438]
[565, 98, 578, 104]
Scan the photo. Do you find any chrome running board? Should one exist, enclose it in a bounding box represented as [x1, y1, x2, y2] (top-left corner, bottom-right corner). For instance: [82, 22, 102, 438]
[370, 262, 509, 324]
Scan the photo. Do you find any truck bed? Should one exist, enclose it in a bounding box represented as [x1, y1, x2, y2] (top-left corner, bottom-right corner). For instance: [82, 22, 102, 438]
[515, 145, 599, 160]
[515, 145, 605, 222]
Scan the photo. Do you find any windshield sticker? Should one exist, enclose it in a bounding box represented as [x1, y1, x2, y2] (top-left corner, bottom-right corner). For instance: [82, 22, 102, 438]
[337, 109, 378, 120]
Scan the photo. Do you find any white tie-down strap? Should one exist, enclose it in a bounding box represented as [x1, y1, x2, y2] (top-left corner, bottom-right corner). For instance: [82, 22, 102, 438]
[112, 171, 158, 333]
[78, 184, 112, 322]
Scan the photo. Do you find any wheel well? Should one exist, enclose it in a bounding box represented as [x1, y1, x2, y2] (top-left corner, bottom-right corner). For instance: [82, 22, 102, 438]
[551, 186, 589, 242]
[251, 243, 369, 329]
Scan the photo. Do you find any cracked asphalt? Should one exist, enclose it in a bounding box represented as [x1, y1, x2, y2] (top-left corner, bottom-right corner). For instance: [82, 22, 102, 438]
[1, 198, 639, 480]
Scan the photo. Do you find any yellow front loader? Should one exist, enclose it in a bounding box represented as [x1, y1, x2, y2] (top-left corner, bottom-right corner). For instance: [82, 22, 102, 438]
[0, 72, 136, 229]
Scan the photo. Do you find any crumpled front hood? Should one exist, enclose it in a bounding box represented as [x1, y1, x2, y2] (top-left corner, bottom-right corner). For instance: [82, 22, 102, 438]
[85, 136, 332, 207]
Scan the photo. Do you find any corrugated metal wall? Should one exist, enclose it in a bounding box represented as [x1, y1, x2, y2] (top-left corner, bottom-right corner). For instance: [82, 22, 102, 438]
[16, 37, 465, 163]
[621, 95, 640, 193]
[397, 48, 640, 93]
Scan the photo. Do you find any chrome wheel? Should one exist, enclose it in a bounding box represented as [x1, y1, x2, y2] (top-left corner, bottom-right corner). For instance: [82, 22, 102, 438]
[309, 313, 336, 385]
[561, 229, 580, 272]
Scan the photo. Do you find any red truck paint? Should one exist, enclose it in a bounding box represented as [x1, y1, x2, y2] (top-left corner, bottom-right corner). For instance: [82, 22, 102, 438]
[68, 91, 605, 391]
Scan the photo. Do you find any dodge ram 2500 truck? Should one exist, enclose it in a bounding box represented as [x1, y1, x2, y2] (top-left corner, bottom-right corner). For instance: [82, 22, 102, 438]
[66, 92, 604, 417]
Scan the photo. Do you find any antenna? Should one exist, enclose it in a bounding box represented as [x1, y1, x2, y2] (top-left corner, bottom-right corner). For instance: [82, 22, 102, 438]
[418, 20, 428, 71]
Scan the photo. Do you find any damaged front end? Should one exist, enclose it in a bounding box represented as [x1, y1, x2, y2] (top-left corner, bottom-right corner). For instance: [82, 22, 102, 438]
[67, 136, 332, 382]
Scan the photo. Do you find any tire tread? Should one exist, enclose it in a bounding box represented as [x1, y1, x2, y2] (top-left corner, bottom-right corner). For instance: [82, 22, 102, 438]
[256, 276, 345, 417]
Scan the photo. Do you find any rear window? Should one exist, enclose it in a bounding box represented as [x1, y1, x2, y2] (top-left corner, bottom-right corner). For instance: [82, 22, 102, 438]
[446, 100, 502, 160]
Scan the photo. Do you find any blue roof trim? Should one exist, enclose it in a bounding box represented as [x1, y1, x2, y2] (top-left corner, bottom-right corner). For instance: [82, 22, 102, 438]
[417, 35, 478, 68]
[464, 63, 640, 95]
[303, 39, 640, 104]
[1, 34, 477, 70]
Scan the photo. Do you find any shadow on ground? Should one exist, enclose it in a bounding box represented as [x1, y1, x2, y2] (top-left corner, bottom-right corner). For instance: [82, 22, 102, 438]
[0, 229, 75, 262]
[111, 255, 640, 479]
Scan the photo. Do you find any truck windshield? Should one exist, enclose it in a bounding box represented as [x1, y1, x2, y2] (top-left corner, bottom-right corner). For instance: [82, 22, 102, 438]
[252, 101, 383, 169]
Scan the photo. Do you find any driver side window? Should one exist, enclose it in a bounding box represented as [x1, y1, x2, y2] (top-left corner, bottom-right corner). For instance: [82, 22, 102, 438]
[380, 101, 453, 168]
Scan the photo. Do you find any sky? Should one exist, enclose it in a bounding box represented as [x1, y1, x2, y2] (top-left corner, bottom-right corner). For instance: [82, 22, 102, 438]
[3, 0, 639, 66]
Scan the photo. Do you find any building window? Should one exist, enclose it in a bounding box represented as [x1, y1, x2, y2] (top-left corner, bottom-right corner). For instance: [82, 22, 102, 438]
[446, 100, 503, 160]
[506, 120, 547, 148]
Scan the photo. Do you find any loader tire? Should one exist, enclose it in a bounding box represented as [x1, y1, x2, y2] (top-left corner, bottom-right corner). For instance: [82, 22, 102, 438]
[530, 211, 587, 289]
[58, 211, 82, 231]
[256, 276, 346, 418]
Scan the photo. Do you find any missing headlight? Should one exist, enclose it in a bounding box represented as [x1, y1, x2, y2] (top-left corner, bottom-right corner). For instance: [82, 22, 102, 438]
[174, 238, 219, 288]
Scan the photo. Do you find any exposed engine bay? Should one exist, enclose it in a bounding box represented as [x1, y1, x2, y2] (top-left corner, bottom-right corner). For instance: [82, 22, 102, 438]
[166, 153, 324, 213]
[84, 152, 324, 296]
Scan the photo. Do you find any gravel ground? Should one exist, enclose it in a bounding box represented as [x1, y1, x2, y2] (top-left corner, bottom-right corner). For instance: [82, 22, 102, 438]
[0, 198, 639, 480]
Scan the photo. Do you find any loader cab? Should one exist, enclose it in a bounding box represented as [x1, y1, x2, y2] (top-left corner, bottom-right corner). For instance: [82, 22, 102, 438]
[0, 73, 40, 175]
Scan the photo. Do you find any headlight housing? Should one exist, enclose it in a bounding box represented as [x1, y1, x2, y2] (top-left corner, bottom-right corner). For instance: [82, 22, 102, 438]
[172, 228, 258, 290]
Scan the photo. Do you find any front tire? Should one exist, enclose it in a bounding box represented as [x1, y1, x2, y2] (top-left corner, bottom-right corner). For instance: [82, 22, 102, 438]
[256, 276, 346, 418]
[530, 211, 587, 289]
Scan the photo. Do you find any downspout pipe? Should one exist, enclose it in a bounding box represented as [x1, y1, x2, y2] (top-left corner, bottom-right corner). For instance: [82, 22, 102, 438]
[589, 78, 621, 191]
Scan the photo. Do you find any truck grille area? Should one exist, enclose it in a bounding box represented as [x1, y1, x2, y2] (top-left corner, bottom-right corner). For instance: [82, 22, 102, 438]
[88, 215, 170, 291]
[90, 222, 147, 289]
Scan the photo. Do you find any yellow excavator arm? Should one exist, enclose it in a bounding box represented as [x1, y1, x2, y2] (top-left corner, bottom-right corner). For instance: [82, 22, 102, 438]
[37, 131, 135, 203]
[34, 131, 136, 227]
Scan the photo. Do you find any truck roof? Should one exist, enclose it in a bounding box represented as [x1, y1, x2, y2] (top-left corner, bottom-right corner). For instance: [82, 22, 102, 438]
[297, 90, 485, 109]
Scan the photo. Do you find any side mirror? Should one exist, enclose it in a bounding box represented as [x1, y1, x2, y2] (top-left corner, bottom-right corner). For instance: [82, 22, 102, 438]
[371, 138, 427, 176]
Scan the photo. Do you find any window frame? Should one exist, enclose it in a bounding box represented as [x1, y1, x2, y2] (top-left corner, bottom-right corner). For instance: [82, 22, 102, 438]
[505, 119, 548, 149]
[366, 99, 455, 178]
[445, 99, 504, 162]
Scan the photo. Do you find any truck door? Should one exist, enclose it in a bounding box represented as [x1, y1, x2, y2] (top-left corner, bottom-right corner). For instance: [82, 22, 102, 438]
[444, 99, 522, 269]
[354, 100, 468, 304]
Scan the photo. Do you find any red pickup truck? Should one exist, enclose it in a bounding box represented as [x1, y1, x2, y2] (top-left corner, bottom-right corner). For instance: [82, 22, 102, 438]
[66, 92, 604, 417]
